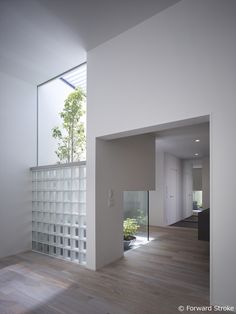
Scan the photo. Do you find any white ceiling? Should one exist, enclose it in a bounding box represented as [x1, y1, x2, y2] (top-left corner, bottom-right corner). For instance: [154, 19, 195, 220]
[0, 0, 182, 85]
[156, 122, 209, 159]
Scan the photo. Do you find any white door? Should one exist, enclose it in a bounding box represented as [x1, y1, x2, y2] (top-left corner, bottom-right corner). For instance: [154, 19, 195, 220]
[165, 168, 177, 225]
[183, 161, 193, 218]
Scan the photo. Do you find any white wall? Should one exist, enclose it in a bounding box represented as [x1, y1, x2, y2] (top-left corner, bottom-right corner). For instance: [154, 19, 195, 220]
[93, 134, 155, 269]
[38, 79, 73, 166]
[87, 0, 236, 306]
[0, 71, 36, 258]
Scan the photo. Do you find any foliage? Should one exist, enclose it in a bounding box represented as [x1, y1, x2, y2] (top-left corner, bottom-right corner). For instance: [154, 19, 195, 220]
[124, 208, 147, 226]
[52, 87, 86, 163]
[123, 218, 139, 240]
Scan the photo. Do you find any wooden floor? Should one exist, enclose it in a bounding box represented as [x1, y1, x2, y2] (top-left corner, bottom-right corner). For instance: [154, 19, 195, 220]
[0, 227, 209, 314]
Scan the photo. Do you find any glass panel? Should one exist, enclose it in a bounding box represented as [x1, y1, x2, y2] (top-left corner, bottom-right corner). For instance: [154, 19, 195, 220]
[123, 191, 148, 251]
[38, 64, 86, 166]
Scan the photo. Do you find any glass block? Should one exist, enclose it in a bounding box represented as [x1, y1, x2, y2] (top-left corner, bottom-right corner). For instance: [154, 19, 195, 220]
[37, 191, 43, 201]
[56, 236, 63, 247]
[43, 191, 49, 201]
[32, 231, 37, 241]
[43, 170, 49, 180]
[56, 202, 63, 213]
[72, 179, 79, 190]
[37, 242, 43, 252]
[64, 226, 71, 236]
[32, 181, 37, 191]
[38, 232, 43, 242]
[55, 225, 61, 235]
[32, 201, 38, 211]
[32, 211, 37, 221]
[44, 202, 50, 212]
[72, 215, 79, 226]
[64, 202, 71, 214]
[44, 223, 50, 234]
[79, 166, 86, 179]
[45, 244, 50, 254]
[56, 180, 63, 190]
[79, 203, 86, 215]
[72, 191, 79, 202]
[71, 251, 79, 263]
[49, 245, 54, 256]
[49, 235, 54, 245]
[56, 169, 63, 180]
[56, 247, 61, 257]
[56, 214, 63, 224]
[50, 224, 57, 234]
[44, 213, 50, 222]
[72, 167, 79, 179]
[64, 249, 71, 261]
[32, 171, 37, 181]
[56, 192, 63, 202]
[32, 191, 37, 201]
[72, 203, 79, 214]
[38, 212, 43, 221]
[50, 202, 56, 213]
[64, 168, 71, 179]
[50, 213, 55, 223]
[64, 238, 71, 248]
[50, 191, 56, 202]
[79, 191, 86, 203]
[79, 228, 86, 240]
[45, 234, 50, 244]
[36, 180, 42, 190]
[79, 252, 86, 265]
[64, 180, 72, 190]
[53, 246, 57, 255]
[71, 227, 79, 238]
[31, 164, 86, 265]
[79, 216, 86, 228]
[49, 170, 56, 180]
[36, 171, 43, 181]
[64, 191, 71, 202]
[32, 241, 37, 251]
[32, 221, 37, 231]
[55, 236, 60, 246]
[71, 239, 79, 250]
[79, 240, 86, 251]
[38, 202, 44, 211]
[79, 178, 86, 190]
[64, 214, 72, 225]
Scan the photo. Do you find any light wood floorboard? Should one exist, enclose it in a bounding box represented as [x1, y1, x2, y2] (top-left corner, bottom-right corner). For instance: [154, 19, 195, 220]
[0, 226, 209, 314]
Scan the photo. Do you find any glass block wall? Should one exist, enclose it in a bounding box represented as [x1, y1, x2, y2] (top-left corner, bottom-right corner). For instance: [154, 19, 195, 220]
[31, 162, 86, 265]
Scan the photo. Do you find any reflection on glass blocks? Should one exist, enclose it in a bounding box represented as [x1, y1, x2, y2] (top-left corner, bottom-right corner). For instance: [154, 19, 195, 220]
[31, 163, 86, 265]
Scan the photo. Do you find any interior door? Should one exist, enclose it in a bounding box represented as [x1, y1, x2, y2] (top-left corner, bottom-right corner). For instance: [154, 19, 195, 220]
[183, 161, 193, 218]
[166, 168, 177, 225]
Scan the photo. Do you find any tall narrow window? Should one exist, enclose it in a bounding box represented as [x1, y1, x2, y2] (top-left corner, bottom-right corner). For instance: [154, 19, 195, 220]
[38, 63, 86, 166]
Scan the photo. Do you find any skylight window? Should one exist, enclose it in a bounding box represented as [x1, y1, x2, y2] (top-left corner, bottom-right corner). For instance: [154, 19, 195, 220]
[60, 63, 87, 91]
